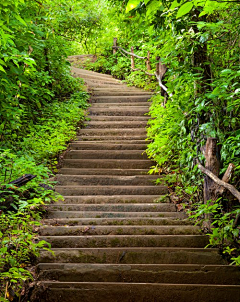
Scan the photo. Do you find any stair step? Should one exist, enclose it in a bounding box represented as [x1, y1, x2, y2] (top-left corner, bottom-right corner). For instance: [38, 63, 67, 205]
[62, 159, 154, 169]
[69, 142, 147, 150]
[88, 115, 149, 121]
[55, 175, 159, 185]
[55, 185, 168, 196]
[42, 217, 192, 226]
[39, 247, 225, 265]
[56, 195, 168, 204]
[85, 121, 148, 129]
[89, 107, 149, 116]
[31, 282, 240, 302]
[59, 168, 150, 176]
[64, 150, 148, 160]
[37, 263, 240, 285]
[39, 225, 199, 236]
[46, 203, 175, 212]
[39, 234, 208, 248]
[79, 128, 147, 136]
[91, 96, 151, 103]
[91, 102, 150, 106]
[92, 91, 152, 96]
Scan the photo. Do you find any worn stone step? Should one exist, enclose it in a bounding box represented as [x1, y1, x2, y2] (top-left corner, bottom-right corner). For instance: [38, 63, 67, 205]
[57, 195, 167, 204]
[64, 150, 148, 160]
[30, 282, 240, 302]
[37, 263, 240, 285]
[62, 159, 154, 169]
[84, 79, 123, 87]
[92, 91, 152, 96]
[70, 67, 114, 79]
[55, 175, 159, 186]
[39, 247, 225, 265]
[46, 203, 175, 213]
[89, 107, 149, 116]
[59, 168, 150, 176]
[79, 128, 146, 136]
[88, 115, 149, 121]
[85, 121, 147, 129]
[55, 185, 167, 196]
[39, 225, 199, 236]
[76, 135, 147, 141]
[91, 96, 151, 103]
[46, 211, 183, 219]
[91, 102, 149, 107]
[71, 67, 120, 83]
[42, 217, 192, 226]
[69, 142, 147, 150]
[39, 234, 208, 248]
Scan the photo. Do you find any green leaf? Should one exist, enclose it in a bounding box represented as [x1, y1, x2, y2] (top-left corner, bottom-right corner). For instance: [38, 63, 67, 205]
[126, 0, 141, 13]
[176, 1, 194, 18]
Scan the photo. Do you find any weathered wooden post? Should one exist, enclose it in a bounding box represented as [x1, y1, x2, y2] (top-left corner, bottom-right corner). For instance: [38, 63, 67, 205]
[113, 38, 117, 55]
[146, 51, 151, 71]
[131, 46, 135, 69]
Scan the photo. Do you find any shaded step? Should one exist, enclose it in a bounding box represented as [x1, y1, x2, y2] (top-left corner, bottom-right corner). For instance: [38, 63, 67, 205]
[79, 128, 146, 136]
[46, 203, 175, 213]
[42, 217, 192, 226]
[92, 91, 152, 96]
[69, 142, 147, 150]
[39, 225, 199, 236]
[76, 135, 147, 141]
[55, 185, 168, 196]
[46, 211, 181, 219]
[31, 282, 240, 302]
[55, 175, 159, 186]
[39, 247, 225, 265]
[62, 159, 154, 169]
[58, 195, 167, 204]
[37, 263, 240, 285]
[88, 115, 149, 121]
[39, 234, 208, 248]
[59, 168, 150, 176]
[91, 96, 151, 103]
[89, 107, 149, 116]
[91, 102, 150, 107]
[84, 80, 123, 87]
[85, 121, 148, 129]
[64, 150, 148, 159]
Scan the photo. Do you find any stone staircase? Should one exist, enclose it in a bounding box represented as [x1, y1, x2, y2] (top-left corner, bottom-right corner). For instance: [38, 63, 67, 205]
[33, 67, 240, 301]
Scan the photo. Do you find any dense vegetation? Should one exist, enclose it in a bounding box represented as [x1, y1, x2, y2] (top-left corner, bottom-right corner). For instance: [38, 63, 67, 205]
[0, 0, 239, 300]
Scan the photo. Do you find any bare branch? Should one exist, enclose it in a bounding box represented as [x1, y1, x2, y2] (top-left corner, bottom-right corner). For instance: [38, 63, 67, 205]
[198, 162, 240, 202]
[113, 46, 147, 59]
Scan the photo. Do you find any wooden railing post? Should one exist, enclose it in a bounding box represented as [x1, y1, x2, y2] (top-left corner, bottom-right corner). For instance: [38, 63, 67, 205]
[131, 46, 135, 69]
[156, 56, 160, 76]
[113, 38, 117, 55]
[146, 51, 151, 71]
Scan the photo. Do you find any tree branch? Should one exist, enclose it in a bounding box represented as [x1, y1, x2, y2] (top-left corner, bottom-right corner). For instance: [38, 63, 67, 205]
[113, 46, 147, 59]
[198, 162, 240, 202]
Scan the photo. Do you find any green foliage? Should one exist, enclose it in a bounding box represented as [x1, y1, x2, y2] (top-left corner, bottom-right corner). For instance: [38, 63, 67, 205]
[189, 199, 240, 264]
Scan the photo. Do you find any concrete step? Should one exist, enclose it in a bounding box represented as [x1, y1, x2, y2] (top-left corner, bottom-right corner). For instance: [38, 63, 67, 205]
[64, 150, 148, 160]
[90, 102, 150, 107]
[70, 68, 114, 79]
[55, 185, 167, 196]
[55, 175, 159, 186]
[89, 107, 149, 116]
[46, 203, 175, 213]
[42, 217, 192, 226]
[39, 234, 208, 248]
[62, 159, 154, 169]
[88, 115, 149, 121]
[69, 142, 147, 150]
[92, 91, 152, 96]
[76, 135, 147, 141]
[39, 225, 199, 236]
[39, 247, 225, 265]
[91, 96, 151, 103]
[79, 128, 146, 136]
[46, 211, 184, 219]
[30, 282, 240, 302]
[59, 168, 150, 176]
[37, 263, 240, 285]
[57, 195, 168, 204]
[71, 67, 121, 83]
[84, 121, 148, 129]
[84, 79, 123, 87]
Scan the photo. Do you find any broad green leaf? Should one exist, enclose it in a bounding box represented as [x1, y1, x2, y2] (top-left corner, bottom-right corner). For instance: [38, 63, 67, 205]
[170, 0, 179, 10]
[176, 1, 193, 18]
[126, 0, 141, 13]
